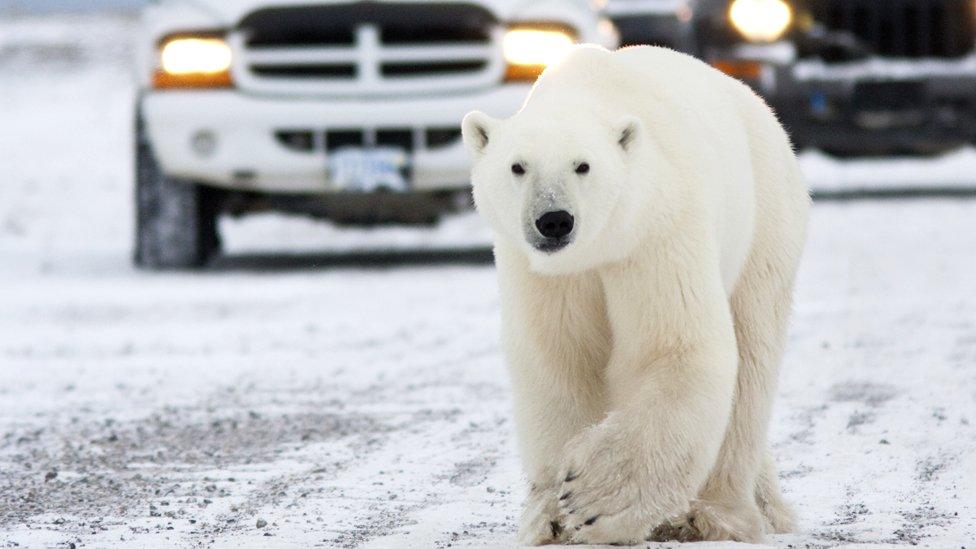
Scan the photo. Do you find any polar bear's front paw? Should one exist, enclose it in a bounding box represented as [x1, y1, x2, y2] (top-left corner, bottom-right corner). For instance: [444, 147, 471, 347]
[649, 499, 766, 543]
[517, 483, 566, 546]
[554, 425, 658, 545]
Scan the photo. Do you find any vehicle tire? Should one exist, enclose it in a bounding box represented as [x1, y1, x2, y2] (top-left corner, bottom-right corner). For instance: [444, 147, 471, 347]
[134, 109, 221, 270]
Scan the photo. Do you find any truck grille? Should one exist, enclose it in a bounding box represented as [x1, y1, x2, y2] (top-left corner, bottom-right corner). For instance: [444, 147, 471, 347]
[274, 127, 462, 154]
[806, 0, 976, 59]
[231, 3, 504, 96]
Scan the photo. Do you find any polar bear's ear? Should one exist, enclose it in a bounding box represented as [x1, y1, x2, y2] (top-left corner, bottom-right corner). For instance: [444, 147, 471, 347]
[614, 116, 643, 153]
[462, 111, 499, 156]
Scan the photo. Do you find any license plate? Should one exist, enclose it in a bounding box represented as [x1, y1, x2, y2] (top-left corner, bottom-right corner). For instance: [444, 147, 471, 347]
[854, 81, 924, 112]
[329, 147, 410, 192]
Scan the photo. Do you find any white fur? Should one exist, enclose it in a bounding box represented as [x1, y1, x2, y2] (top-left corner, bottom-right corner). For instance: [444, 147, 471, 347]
[462, 45, 809, 545]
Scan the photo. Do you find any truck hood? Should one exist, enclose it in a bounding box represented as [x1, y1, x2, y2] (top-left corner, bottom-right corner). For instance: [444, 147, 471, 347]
[178, 0, 598, 26]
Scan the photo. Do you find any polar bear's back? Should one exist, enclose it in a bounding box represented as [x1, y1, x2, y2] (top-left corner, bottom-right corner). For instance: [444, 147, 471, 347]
[530, 44, 807, 203]
[529, 45, 745, 129]
[528, 46, 763, 210]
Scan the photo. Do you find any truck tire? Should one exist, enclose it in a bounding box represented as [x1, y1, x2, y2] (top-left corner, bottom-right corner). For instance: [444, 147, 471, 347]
[134, 109, 221, 270]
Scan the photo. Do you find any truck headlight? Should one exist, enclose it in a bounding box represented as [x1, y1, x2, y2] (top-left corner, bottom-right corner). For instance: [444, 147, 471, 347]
[729, 0, 793, 43]
[154, 35, 233, 89]
[503, 26, 576, 81]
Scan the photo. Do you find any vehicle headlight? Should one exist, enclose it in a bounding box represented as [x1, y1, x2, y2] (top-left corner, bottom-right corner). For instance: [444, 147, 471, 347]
[503, 26, 576, 81]
[154, 35, 233, 89]
[729, 0, 793, 43]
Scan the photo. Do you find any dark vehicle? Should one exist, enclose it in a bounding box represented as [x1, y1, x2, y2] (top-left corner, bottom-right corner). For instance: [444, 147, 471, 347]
[605, 0, 695, 50]
[691, 0, 976, 156]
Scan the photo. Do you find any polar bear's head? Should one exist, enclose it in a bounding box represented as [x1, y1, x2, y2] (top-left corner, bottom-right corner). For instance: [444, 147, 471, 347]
[462, 107, 666, 274]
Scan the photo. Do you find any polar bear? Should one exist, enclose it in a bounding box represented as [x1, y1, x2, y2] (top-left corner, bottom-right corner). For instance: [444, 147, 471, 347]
[461, 45, 809, 545]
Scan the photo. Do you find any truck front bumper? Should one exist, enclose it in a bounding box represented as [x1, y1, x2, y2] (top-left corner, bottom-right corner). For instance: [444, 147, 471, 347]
[142, 85, 530, 193]
[725, 50, 976, 154]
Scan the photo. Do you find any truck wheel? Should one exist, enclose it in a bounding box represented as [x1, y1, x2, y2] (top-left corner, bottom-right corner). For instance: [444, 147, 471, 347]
[134, 110, 221, 270]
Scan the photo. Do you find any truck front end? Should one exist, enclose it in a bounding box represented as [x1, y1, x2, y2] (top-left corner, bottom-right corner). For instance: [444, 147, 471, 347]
[134, 0, 615, 267]
[695, 0, 976, 156]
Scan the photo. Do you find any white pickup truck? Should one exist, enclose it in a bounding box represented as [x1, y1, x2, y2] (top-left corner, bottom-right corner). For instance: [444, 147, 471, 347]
[135, 0, 617, 268]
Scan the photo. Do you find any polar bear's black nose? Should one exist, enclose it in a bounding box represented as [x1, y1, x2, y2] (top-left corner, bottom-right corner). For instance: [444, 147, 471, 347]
[535, 211, 575, 239]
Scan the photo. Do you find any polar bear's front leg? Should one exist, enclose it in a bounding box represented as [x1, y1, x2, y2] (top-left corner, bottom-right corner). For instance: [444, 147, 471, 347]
[493, 244, 611, 545]
[556, 252, 738, 545]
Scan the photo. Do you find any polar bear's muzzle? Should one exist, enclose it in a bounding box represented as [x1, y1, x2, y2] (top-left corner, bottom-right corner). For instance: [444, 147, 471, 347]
[523, 182, 577, 253]
[525, 208, 576, 253]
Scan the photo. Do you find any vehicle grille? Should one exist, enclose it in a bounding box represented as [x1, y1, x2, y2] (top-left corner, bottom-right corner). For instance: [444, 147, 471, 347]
[232, 3, 504, 96]
[274, 127, 462, 154]
[806, 0, 976, 59]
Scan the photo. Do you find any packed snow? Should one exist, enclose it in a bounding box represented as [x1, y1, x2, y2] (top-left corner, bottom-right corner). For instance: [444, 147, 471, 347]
[1, 14, 974, 548]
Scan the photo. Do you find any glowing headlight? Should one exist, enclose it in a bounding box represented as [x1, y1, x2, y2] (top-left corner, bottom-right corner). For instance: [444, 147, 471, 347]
[155, 35, 233, 89]
[502, 27, 575, 80]
[729, 0, 793, 42]
[161, 37, 232, 74]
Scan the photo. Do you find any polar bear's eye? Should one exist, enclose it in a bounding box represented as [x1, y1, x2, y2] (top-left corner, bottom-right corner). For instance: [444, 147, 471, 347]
[511, 163, 526, 176]
[575, 162, 590, 175]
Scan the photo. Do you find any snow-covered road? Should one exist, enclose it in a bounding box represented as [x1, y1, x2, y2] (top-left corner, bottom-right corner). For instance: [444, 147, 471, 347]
[1, 14, 975, 548]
